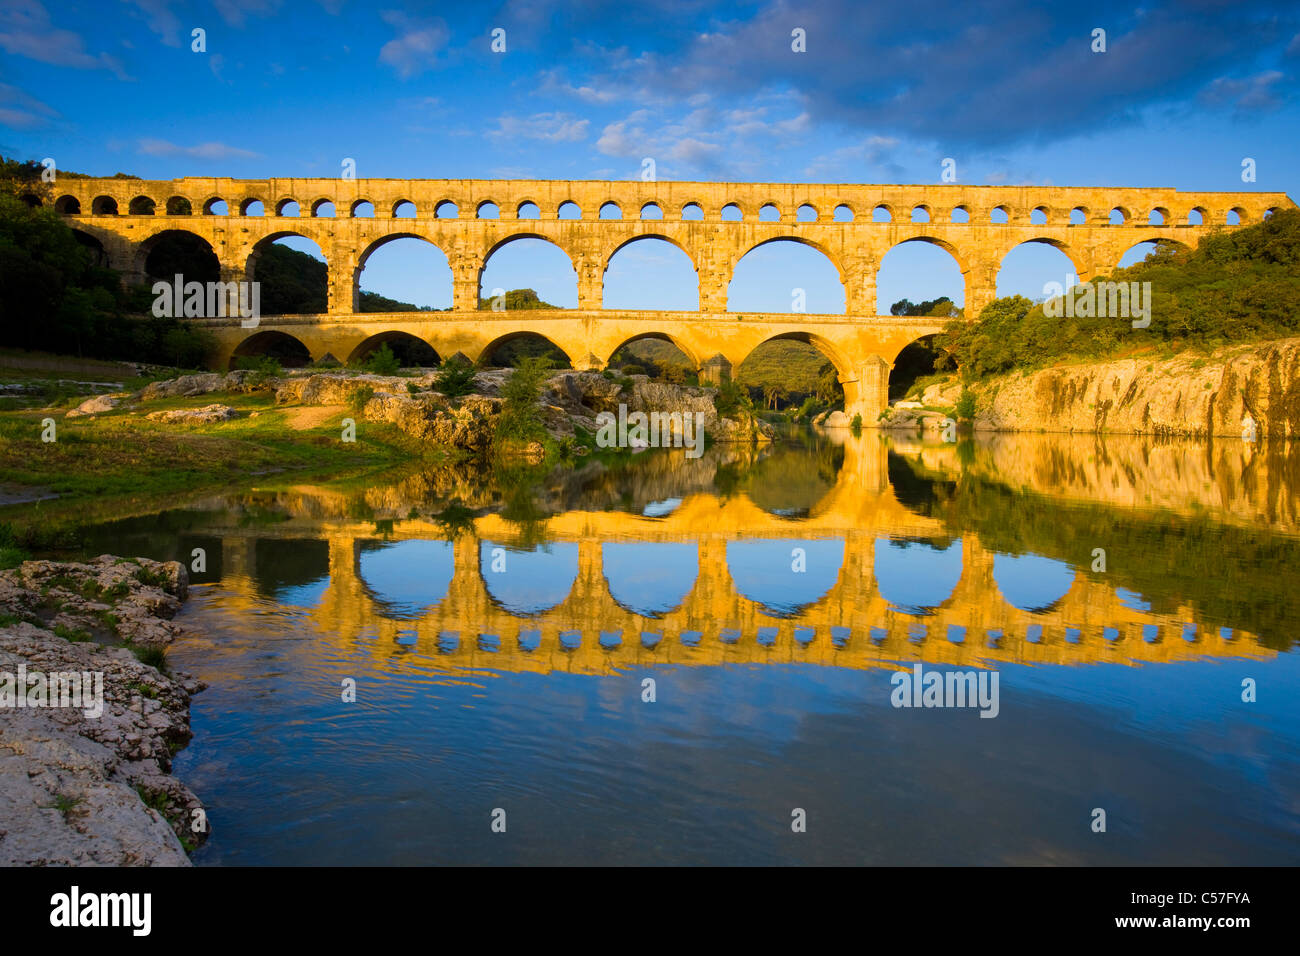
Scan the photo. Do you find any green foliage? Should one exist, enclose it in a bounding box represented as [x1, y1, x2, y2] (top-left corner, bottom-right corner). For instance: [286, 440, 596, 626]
[477, 288, 560, 310]
[736, 339, 842, 408]
[130, 644, 169, 673]
[363, 342, 401, 376]
[347, 385, 375, 415]
[433, 359, 478, 398]
[954, 387, 977, 421]
[494, 355, 552, 444]
[235, 354, 282, 386]
[714, 379, 754, 418]
[942, 210, 1300, 378]
[891, 296, 960, 317]
[359, 290, 437, 313]
[850, 412, 863, 433]
[254, 243, 326, 314]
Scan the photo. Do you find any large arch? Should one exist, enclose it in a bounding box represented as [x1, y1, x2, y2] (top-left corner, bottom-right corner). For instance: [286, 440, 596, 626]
[229, 330, 312, 369]
[359, 539, 455, 619]
[604, 332, 701, 373]
[139, 229, 220, 284]
[246, 232, 328, 315]
[1116, 237, 1191, 269]
[877, 238, 968, 313]
[888, 333, 951, 401]
[346, 331, 441, 367]
[602, 235, 699, 311]
[479, 234, 578, 309]
[874, 537, 963, 614]
[479, 541, 579, 615]
[996, 239, 1088, 298]
[727, 538, 846, 617]
[728, 237, 845, 314]
[356, 233, 453, 311]
[603, 542, 698, 617]
[477, 331, 573, 369]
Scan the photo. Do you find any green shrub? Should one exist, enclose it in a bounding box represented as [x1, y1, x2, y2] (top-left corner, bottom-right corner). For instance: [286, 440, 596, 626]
[433, 360, 479, 398]
[494, 356, 552, 444]
[363, 343, 401, 376]
[850, 412, 863, 433]
[954, 387, 977, 421]
[347, 385, 375, 415]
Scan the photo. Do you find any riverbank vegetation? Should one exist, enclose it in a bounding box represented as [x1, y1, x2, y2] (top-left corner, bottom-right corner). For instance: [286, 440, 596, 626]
[938, 209, 1300, 379]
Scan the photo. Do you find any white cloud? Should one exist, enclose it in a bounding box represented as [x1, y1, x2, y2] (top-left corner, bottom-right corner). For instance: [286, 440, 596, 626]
[378, 10, 449, 78]
[138, 138, 261, 159]
[488, 112, 590, 143]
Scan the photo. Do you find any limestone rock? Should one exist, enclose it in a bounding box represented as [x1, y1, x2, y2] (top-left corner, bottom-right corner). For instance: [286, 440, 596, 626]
[145, 404, 238, 424]
[65, 393, 128, 418]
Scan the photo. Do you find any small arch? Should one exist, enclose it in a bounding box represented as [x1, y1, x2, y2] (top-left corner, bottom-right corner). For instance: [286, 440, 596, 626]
[230, 330, 312, 370]
[759, 203, 781, 222]
[680, 202, 703, 221]
[128, 195, 156, 215]
[351, 200, 375, 218]
[476, 201, 500, 220]
[347, 331, 441, 367]
[239, 198, 264, 216]
[557, 200, 581, 220]
[516, 200, 540, 219]
[55, 195, 81, 215]
[478, 331, 573, 369]
[911, 205, 931, 224]
[1148, 207, 1168, 226]
[92, 195, 119, 216]
[1187, 207, 1206, 225]
[274, 198, 298, 216]
[796, 203, 818, 223]
[311, 199, 335, 218]
[393, 200, 416, 218]
[990, 205, 1009, 224]
[165, 196, 192, 215]
[1030, 206, 1048, 225]
[639, 202, 663, 220]
[950, 205, 970, 224]
[1264, 207, 1279, 219]
[1069, 207, 1087, 225]
[872, 204, 892, 223]
[1109, 207, 1129, 225]
[720, 203, 743, 221]
[1226, 208, 1244, 225]
[833, 204, 854, 223]
[598, 201, 622, 220]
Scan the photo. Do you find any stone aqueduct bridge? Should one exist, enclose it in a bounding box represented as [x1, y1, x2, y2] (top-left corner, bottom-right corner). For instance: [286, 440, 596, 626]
[57, 177, 1294, 419]
[195, 442, 1269, 677]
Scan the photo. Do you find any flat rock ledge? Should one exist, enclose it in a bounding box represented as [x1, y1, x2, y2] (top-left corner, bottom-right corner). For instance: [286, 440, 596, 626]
[0, 556, 206, 866]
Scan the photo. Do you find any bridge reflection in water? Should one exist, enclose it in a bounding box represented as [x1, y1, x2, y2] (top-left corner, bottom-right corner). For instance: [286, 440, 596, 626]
[188, 433, 1277, 677]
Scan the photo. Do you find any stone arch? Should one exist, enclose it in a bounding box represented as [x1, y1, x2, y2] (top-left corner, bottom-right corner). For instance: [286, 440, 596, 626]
[476, 200, 500, 219]
[351, 199, 376, 218]
[1116, 237, 1190, 268]
[393, 199, 416, 218]
[741, 331, 854, 384]
[273, 198, 298, 216]
[720, 202, 744, 221]
[1069, 206, 1088, 225]
[18, 193, 41, 208]
[874, 537, 963, 613]
[603, 331, 702, 371]
[70, 229, 107, 267]
[346, 331, 440, 366]
[139, 229, 220, 283]
[729, 236, 847, 314]
[244, 232, 328, 313]
[992, 553, 1076, 613]
[833, 203, 854, 222]
[603, 542, 699, 617]
[888, 333, 950, 401]
[359, 539, 455, 619]
[796, 203, 818, 222]
[878, 238, 968, 316]
[680, 202, 703, 220]
[229, 330, 312, 369]
[479, 541, 578, 615]
[356, 233, 451, 307]
[476, 330, 574, 368]
[598, 201, 622, 220]
[55, 195, 81, 215]
[1148, 206, 1170, 226]
[1109, 206, 1130, 225]
[557, 200, 582, 220]
[1227, 206, 1247, 224]
[872, 203, 893, 222]
[128, 195, 156, 215]
[238, 198, 264, 216]
[759, 203, 782, 222]
[728, 538, 846, 616]
[1030, 205, 1049, 225]
[310, 198, 335, 217]
[950, 204, 970, 223]
[434, 199, 459, 218]
[996, 237, 1088, 282]
[603, 235, 700, 311]
[640, 202, 663, 220]
[911, 204, 931, 223]
[516, 200, 540, 219]
[1187, 206, 1207, 225]
[92, 195, 119, 215]
[990, 204, 1010, 223]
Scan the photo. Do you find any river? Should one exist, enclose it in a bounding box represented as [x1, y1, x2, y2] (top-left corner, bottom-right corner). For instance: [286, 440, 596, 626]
[66, 429, 1300, 864]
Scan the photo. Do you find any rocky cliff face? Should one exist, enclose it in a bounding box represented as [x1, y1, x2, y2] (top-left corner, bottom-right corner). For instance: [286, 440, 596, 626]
[884, 337, 1300, 439]
[0, 557, 205, 865]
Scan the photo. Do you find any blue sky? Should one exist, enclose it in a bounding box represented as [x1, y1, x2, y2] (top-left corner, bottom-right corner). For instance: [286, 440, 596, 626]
[3, 0, 1298, 313]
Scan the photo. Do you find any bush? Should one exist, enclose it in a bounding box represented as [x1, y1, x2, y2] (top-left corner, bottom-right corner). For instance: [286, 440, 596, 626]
[434, 360, 478, 398]
[347, 384, 374, 415]
[494, 355, 552, 444]
[235, 354, 282, 387]
[714, 379, 753, 418]
[954, 387, 977, 421]
[363, 343, 401, 376]
[850, 412, 863, 433]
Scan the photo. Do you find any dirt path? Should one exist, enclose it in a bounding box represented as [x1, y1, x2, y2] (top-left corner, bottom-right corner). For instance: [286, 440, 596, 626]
[280, 404, 346, 430]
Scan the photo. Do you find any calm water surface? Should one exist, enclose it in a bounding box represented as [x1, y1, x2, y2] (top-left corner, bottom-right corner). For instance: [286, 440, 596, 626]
[67, 430, 1300, 864]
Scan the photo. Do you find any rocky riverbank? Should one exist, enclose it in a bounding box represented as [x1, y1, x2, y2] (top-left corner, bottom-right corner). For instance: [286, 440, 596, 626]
[876, 337, 1300, 438]
[0, 556, 205, 866]
[66, 366, 775, 451]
